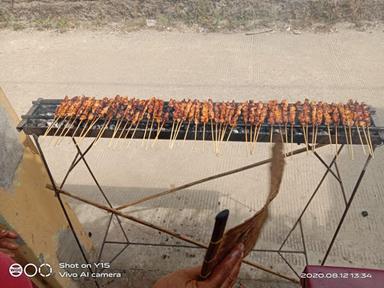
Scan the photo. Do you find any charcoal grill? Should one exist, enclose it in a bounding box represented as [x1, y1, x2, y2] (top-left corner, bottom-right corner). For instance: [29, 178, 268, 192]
[17, 97, 384, 288]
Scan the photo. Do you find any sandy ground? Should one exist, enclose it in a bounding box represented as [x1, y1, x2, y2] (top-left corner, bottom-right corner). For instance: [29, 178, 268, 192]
[0, 29, 384, 287]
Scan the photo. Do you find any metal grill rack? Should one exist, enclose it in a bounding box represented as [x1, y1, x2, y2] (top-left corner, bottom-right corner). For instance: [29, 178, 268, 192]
[17, 98, 384, 287]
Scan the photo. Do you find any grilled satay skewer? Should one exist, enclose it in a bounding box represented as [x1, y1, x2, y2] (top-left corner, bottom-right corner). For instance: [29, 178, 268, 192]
[56, 96, 85, 145]
[242, 101, 250, 154]
[208, 99, 215, 151]
[201, 100, 209, 146]
[339, 104, 352, 159]
[183, 100, 195, 144]
[267, 100, 276, 144]
[313, 102, 323, 151]
[351, 101, 366, 155]
[289, 104, 296, 155]
[193, 100, 201, 144]
[323, 102, 333, 147]
[44, 96, 70, 138]
[79, 98, 107, 141]
[282, 100, 289, 152]
[298, 101, 308, 153]
[332, 104, 340, 157]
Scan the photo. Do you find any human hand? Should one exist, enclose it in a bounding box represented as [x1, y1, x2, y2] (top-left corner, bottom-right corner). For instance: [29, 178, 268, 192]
[0, 229, 18, 258]
[153, 243, 244, 288]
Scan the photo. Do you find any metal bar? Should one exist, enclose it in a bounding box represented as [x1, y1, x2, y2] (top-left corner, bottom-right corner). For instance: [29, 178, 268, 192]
[334, 162, 348, 206]
[104, 241, 306, 254]
[321, 146, 375, 265]
[116, 144, 321, 211]
[96, 214, 114, 265]
[32, 135, 100, 288]
[299, 220, 309, 266]
[279, 145, 344, 251]
[277, 252, 300, 279]
[60, 139, 96, 189]
[71, 138, 130, 243]
[47, 184, 299, 284]
[312, 150, 341, 182]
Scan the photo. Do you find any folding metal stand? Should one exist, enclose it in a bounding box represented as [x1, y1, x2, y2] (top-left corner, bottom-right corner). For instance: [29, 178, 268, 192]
[32, 133, 378, 287]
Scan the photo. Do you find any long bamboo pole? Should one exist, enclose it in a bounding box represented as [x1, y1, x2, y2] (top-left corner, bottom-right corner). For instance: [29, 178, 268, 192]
[115, 144, 323, 211]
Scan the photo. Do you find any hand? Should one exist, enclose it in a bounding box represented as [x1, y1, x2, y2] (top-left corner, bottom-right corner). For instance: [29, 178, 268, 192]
[154, 243, 244, 288]
[0, 229, 18, 258]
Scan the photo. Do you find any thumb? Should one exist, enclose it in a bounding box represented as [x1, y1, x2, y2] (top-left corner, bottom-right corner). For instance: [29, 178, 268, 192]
[205, 243, 244, 287]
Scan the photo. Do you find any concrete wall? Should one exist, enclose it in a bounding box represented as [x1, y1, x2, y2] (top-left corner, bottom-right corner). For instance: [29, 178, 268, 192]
[0, 87, 93, 288]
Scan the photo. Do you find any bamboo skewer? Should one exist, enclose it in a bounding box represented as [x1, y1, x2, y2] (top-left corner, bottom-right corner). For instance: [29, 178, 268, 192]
[43, 117, 60, 138]
[210, 120, 215, 152]
[226, 127, 233, 142]
[335, 125, 339, 157]
[80, 117, 100, 141]
[302, 124, 308, 153]
[146, 119, 155, 149]
[183, 121, 191, 144]
[95, 119, 111, 145]
[72, 120, 83, 138]
[78, 119, 90, 139]
[109, 119, 123, 147]
[344, 125, 351, 159]
[327, 125, 332, 145]
[152, 121, 165, 147]
[49, 116, 67, 145]
[362, 126, 372, 156]
[252, 125, 261, 154]
[367, 126, 374, 158]
[171, 121, 183, 149]
[356, 126, 366, 155]
[169, 121, 175, 147]
[55, 117, 76, 145]
[348, 125, 354, 160]
[290, 125, 294, 156]
[270, 126, 273, 144]
[142, 119, 150, 146]
[313, 125, 318, 152]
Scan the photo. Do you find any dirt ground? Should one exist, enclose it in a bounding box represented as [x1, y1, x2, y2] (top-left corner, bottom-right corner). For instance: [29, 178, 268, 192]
[1, 29, 384, 287]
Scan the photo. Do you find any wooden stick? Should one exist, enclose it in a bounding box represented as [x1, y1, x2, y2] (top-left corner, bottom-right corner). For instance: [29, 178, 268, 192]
[95, 119, 111, 144]
[171, 121, 183, 149]
[183, 121, 191, 144]
[152, 121, 165, 147]
[169, 121, 175, 147]
[362, 126, 372, 156]
[112, 120, 129, 149]
[210, 120, 215, 152]
[78, 119, 90, 139]
[194, 123, 198, 143]
[80, 117, 100, 141]
[145, 119, 155, 149]
[349, 125, 354, 160]
[43, 117, 59, 138]
[218, 123, 228, 154]
[285, 124, 288, 147]
[327, 125, 332, 145]
[226, 127, 233, 142]
[367, 126, 374, 158]
[72, 120, 83, 138]
[249, 125, 253, 154]
[109, 119, 123, 147]
[269, 125, 273, 144]
[344, 125, 351, 159]
[302, 124, 308, 153]
[252, 125, 261, 154]
[335, 125, 339, 157]
[142, 119, 150, 146]
[356, 126, 366, 155]
[290, 125, 294, 156]
[313, 125, 318, 152]
[56, 117, 77, 145]
[215, 123, 220, 154]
